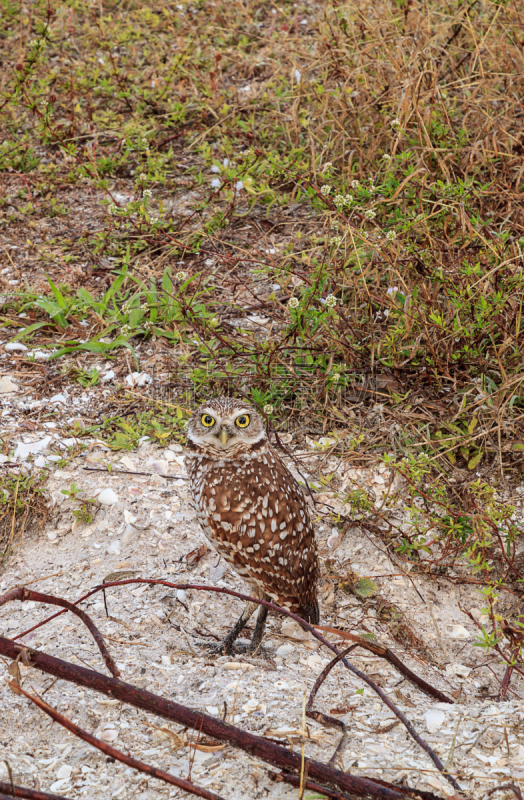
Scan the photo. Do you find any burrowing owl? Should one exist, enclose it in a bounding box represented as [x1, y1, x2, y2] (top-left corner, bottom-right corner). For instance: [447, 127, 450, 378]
[186, 397, 319, 654]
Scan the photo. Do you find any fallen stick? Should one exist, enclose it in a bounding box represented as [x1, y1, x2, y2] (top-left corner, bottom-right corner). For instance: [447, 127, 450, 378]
[313, 625, 453, 703]
[13, 683, 227, 800]
[0, 783, 70, 800]
[0, 586, 119, 678]
[95, 579, 460, 790]
[4, 578, 458, 790]
[0, 636, 445, 800]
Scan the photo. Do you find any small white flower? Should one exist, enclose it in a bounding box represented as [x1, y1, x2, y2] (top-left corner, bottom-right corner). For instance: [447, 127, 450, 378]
[121, 324, 131, 336]
[322, 162, 332, 173]
[382, 154, 391, 162]
[211, 178, 221, 189]
[391, 118, 401, 130]
[386, 286, 399, 296]
[414, 213, 424, 222]
[139, 173, 147, 180]
[107, 203, 117, 215]
[235, 181, 243, 191]
[140, 301, 149, 309]
[288, 297, 299, 309]
[385, 230, 397, 241]
[351, 179, 360, 188]
[331, 372, 341, 382]
[210, 164, 221, 173]
[143, 189, 153, 198]
[223, 158, 229, 167]
[291, 275, 303, 287]
[143, 321, 153, 332]
[331, 235, 342, 246]
[364, 209, 376, 220]
[150, 216, 159, 224]
[344, 194, 353, 205]
[176, 271, 188, 281]
[334, 194, 345, 208]
[320, 185, 331, 196]
[325, 294, 337, 308]
[263, 404, 274, 415]
[141, 138, 148, 147]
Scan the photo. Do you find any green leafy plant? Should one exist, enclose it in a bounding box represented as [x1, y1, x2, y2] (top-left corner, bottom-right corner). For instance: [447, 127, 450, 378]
[61, 483, 96, 524]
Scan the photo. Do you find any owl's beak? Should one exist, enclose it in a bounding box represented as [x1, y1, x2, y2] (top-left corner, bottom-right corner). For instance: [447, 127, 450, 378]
[219, 427, 230, 446]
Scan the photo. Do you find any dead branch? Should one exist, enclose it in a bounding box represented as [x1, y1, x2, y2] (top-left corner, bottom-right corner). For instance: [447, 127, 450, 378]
[12, 585, 103, 642]
[0, 587, 119, 678]
[7, 577, 457, 790]
[13, 683, 227, 800]
[0, 635, 446, 800]
[95, 578, 460, 790]
[0, 783, 72, 800]
[483, 785, 524, 800]
[314, 625, 453, 703]
[306, 644, 355, 764]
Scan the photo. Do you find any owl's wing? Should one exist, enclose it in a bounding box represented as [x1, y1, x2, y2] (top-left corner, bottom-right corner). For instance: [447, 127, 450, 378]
[200, 446, 319, 617]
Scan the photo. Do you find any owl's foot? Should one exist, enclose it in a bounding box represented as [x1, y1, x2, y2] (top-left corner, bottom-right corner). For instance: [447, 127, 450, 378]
[198, 601, 270, 657]
[199, 638, 271, 660]
[199, 638, 235, 656]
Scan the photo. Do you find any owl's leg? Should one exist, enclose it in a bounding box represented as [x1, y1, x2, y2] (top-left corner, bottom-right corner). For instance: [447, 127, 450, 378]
[246, 602, 269, 654]
[202, 600, 258, 655]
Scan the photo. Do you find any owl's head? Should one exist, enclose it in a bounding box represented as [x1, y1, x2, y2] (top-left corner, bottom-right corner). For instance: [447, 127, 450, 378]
[187, 397, 267, 456]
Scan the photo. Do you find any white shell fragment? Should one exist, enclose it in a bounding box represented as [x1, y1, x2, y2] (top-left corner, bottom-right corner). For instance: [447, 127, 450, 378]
[0, 376, 18, 393]
[448, 624, 470, 639]
[125, 371, 151, 387]
[14, 436, 52, 461]
[56, 765, 72, 780]
[276, 644, 294, 656]
[425, 708, 446, 732]
[446, 663, 472, 678]
[149, 459, 169, 475]
[50, 780, 71, 792]
[5, 342, 28, 351]
[97, 488, 119, 505]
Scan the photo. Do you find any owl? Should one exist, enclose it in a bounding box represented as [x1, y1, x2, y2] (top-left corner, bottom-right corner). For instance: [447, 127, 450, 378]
[186, 397, 319, 654]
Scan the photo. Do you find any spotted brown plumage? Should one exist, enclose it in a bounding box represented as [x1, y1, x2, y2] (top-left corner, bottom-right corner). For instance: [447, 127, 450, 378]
[186, 397, 319, 654]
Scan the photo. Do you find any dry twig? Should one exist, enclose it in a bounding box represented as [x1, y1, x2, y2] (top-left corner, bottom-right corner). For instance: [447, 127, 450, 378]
[0, 634, 446, 800]
[0, 586, 119, 678]
[12, 683, 227, 800]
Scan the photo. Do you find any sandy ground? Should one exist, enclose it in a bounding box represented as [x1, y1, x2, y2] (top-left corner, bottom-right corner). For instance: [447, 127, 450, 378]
[1, 377, 524, 799]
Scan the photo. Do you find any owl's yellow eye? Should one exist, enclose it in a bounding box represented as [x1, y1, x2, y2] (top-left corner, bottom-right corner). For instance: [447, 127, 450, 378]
[201, 414, 215, 427]
[235, 414, 250, 428]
